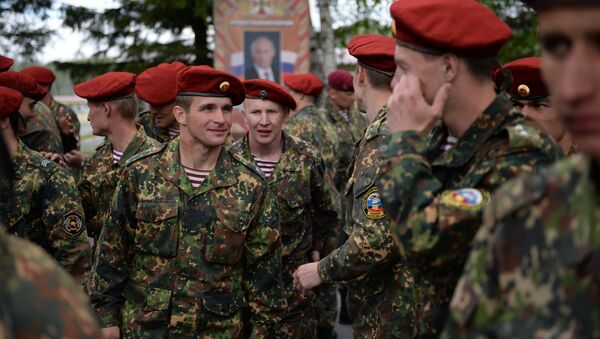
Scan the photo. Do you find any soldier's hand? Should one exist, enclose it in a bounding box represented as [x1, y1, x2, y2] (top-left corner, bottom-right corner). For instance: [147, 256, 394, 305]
[292, 262, 322, 291]
[40, 151, 67, 167]
[64, 150, 85, 168]
[387, 72, 451, 134]
[101, 326, 120, 339]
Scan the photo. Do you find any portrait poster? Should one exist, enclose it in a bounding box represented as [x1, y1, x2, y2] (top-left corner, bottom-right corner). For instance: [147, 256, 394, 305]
[213, 0, 312, 84]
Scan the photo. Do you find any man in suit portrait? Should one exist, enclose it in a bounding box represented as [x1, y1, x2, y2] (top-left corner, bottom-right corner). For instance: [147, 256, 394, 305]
[245, 35, 280, 83]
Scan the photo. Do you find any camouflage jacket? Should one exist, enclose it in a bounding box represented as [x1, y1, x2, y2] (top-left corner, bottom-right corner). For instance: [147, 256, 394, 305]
[317, 107, 415, 338]
[322, 102, 370, 192]
[89, 138, 286, 338]
[78, 128, 158, 239]
[284, 105, 340, 183]
[444, 154, 600, 338]
[0, 140, 91, 278]
[0, 225, 101, 338]
[376, 96, 562, 336]
[18, 101, 64, 154]
[137, 110, 173, 143]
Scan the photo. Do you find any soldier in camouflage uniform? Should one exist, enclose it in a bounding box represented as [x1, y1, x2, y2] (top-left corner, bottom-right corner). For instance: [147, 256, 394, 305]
[0, 76, 91, 280]
[136, 61, 187, 143]
[89, 66, 286, 338]
[444, 1, 600, 337]
[295, 35, 416, 338]
[375, 1, 563, 336]
[0, 89, 100, 338]
[323, 69, 370, 191]
[230, 79, 339, 338]
[75, 72, 159, 240]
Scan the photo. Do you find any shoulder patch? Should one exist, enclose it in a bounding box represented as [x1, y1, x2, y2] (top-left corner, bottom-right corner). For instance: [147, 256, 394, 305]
[124, 143, 166, 166]
[440, 188, 491, 211]
[63, 212, 83, 236]
[36, 157, 58, 174]
[362, 187, 385, 220]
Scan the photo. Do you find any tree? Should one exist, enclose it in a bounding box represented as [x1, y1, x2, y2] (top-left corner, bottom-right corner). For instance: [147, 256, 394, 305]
[0, 0, 53, 61]
[317, 0, 336, 78]
[56, 0, 213, 82]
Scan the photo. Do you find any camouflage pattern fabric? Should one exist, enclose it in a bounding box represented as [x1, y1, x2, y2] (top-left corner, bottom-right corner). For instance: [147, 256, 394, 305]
[317, 106, 415, 338]
[444, 154, 600, 338]
[78, 128, 158, 239]
[18, 101, 64, 154]
[0, 140, 91, 279]
[137, 110, 172, 143]
[89, 138, 286, 338]
[230, 133, 340, 338]
[376, 96, 562, 336]
[321, 103, 370, 192]
[0, 225, 101, 338]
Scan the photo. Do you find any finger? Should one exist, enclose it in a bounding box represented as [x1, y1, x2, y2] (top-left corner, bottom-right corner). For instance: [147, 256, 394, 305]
[431, 83, 452, 119]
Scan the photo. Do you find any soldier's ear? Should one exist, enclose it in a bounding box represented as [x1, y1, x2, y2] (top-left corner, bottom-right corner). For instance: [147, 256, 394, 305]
[442, 53, 459, 82]
[0, 117, 9, 130]
[173, 105, 187, 126]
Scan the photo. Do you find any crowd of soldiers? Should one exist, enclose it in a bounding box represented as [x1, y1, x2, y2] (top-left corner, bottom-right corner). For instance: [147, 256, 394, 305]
[0, 0, 598, 338]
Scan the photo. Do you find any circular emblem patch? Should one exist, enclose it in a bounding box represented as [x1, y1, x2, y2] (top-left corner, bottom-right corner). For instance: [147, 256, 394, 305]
[362, 187, 385, 220]
[441, 188, 490, 211]
[63, 212, 83, 236]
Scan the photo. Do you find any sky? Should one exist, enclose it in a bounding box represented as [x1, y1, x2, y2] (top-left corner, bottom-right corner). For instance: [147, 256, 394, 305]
[36, 0, 391, 64]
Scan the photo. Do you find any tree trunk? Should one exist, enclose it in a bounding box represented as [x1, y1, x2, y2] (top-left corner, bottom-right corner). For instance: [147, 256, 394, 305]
[317, 0, 336, 79]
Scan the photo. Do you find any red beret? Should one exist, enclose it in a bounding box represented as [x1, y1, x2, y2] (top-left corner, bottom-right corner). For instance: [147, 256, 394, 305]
[390, 0, 511, 57]
[20, 66, 56, 86]
[136, 62, 187, 106]
[495, 57, 548, 100]
[523, 0, 599, 11]
[283, 73, 324, 98]
[74, 72, 136, 102]
[0, 71, 48, 101]
[243, 79, 297, 110]
[327, 70, 354, 91]
[0, 86, 23, 118]
[348, 34, 396, 74]
[177, 65, 245, 106]
[0, 55, 13, 72]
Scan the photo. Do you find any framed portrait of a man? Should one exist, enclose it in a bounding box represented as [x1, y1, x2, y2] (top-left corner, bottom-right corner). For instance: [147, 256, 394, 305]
[244, 31, 281, 83]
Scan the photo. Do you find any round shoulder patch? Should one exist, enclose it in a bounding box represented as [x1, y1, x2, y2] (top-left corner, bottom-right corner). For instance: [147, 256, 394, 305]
[63, 212, 83, 237]
[440, 188, 490, 211]
[362, 187, 385, 220]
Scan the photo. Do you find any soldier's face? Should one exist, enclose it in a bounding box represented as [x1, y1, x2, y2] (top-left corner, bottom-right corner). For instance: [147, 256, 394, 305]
[150, 102, 176, 128]
[86, 101, 110, 136]
[251, 38, 276, 68]
[176, 96, 233, 148]
[243, 98, 287, 147]
[513, 98, 567, 142]
[329, 88, 354, 110]
[539, 8, 600, 157]
[18, 97, 36, 121]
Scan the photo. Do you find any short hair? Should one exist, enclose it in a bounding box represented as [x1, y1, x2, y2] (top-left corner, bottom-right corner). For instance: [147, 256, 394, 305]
[420, 47, 496, 82]
[364, 67, 392, 91]
[175, 95, 193, 113]
[111, 96, 138, 120]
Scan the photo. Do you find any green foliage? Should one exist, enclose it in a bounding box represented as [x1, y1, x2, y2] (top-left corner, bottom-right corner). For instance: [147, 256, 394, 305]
[0, 0, 53, 60]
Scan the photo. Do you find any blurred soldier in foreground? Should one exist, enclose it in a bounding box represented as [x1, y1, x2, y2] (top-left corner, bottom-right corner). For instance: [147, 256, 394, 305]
[445, 0, 600, 337]
[89, 66, 286, 338]
[230, 79, 339, 337]
[376, 0, 561, 335]
[136, 61, 186, 143]
[0, 72, 91, 280]
[76, 72, 158, 241]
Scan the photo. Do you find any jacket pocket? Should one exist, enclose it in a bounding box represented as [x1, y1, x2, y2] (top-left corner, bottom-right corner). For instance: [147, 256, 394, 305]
[204, 208, 252, 264]
[134, 200, 179, 257]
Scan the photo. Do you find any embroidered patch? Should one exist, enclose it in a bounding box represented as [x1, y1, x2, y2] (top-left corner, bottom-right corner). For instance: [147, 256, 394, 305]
[441, 188, 490, 211]
[63, 212, 83, 236]
[362, 187, 385, 220]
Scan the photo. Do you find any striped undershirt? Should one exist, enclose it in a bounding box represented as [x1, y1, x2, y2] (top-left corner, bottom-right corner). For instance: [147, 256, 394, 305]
[168, 125, 180, 138]
[441, 135, 458, 152]
[253, 155, 278, 178]
[182, 165, 210, 188]
[112, 149, 123, 164]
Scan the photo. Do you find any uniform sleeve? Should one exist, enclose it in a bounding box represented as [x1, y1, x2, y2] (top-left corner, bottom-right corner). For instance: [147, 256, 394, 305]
[376, 130, 556, 265]
[309, 155, 339, 256]
[88, 168, 136, 327]
[78, 161, 99, 238]
[243, 185, 287, 338]
[41, 166, 91, 280]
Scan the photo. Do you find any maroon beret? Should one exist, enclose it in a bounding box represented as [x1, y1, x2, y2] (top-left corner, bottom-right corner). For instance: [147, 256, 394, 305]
[74, 72, 136, 102]
[327, 70, 354, 92]
[243, 79, 297, 110]
[0, 71, 48, 101]
[283, 73, 324, 98]
[177, 65, 245, 106]
[523, 0, 599, 11]
[136, 62, 187, 106]
[348, 34, 396, 75]
[495, 57, 548, 100]
[0, 55, 13, 72]
[20, 66, 56, 86]
[0, 86, 23, 118]
[390, 0, 511, 57]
